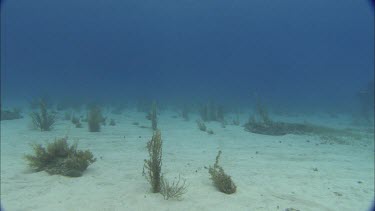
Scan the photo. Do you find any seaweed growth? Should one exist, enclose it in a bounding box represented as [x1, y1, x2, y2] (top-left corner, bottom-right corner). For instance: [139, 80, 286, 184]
[232, 112, 240, 126]
[64, 111, 72, 121]
[243, 102, 286, 135]
[200, 102, 225, 122]
[196, 120, 207, 132]
[109, 119, 116, 126]
[196, 120, 214, 134]
[143, 130, 163, 193]
[137, 99, 152, 113]
[71, 116, 82, 128]
[160, 175, 188, 200]
[24, 137, 96, 177]
[244, 102, 351, 137]
[208, 151, 236, 194]
[88, 106, 103, 132]
[111, 103, 126, 115]
[56, 98, 83, 111]
[356, 80, 374, 125]
[150, 102, 158, 130]
[29, 97, 52, 110]
[30, 100, 56, 131]
[1, 108, 23, 120]
[181, 106, 189, 121]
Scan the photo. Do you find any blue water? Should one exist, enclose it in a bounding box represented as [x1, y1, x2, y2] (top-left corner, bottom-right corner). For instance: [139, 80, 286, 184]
[1, 0, 374, 109]
[1, 1, 374, 210]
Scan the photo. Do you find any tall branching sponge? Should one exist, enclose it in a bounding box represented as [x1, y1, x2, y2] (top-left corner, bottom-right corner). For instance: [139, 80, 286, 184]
[208, 150, 236, 194]
[143, 130, 163, 193]
[30, 99, 56, 131]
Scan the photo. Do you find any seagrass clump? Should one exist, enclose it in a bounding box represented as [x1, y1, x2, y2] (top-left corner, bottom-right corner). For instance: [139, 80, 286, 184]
[200, 102, 225, 122]
[143, 130, 163, 193]
[88, 106, 102, 132]
[71, 116, 82, 128]
[30, 100, 56, 131]
[208, 150, 236, 194]
[196, 120, 207, 132]
[244, 102, 345, 136]
[25, 137, 96, 177]
[1, 108, 22, 120]
[182, 106, 189, 121]
[160, 175, 188, 200]
[150, 102, 158, 131]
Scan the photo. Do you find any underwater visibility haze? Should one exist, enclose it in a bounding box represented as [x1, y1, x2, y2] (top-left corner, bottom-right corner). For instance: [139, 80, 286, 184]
[0, 0, 374, 210]
[1, 0, 374, 106]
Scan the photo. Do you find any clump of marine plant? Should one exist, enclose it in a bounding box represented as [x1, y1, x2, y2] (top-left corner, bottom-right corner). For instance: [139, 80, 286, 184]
[111, 103, 126, 115]
[160, 174, 188, 200]
[196, 120, 213, 134]
[56, 98, 83, 112]
[29, 97, 52, 110]
[1, 108, 23, 120]
[244, 101, 349, 137]
[64, 111, 72, 121]
[71, 116, 82, 128]
[181, 106, 189, 121]
[355, 80, 374, 125]
[150, 102, 158, 130]
[207, 129, 214, 135]
[109, 119, 116, 126]
[24, 137, 96, 177]
[243, 101, 281, 134]
[88, 106, 103, 132]
[137, 99, 152, 113]
[232, 112, 240, 126]
[143, 130, 163, 193]
[30, 99, 57, 131]
[196, 119, 207, 132]
[208, 150, 236, 194]
[200, 102, 225, 122]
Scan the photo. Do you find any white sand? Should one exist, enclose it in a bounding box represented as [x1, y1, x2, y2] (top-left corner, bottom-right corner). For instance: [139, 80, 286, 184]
[1, 109, 374, 211]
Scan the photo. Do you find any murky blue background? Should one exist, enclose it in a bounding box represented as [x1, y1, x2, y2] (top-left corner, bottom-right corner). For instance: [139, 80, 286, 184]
[1, 0, 374, 111]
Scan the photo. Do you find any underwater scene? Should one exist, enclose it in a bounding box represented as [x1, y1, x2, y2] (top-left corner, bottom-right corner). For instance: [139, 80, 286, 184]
[1, 0, 374, 211]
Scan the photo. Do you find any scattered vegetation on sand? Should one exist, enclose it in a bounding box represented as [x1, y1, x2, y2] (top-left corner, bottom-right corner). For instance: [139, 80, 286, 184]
[137, 99, 152, 113]
[244, 102, 330, 136]
[29, 97, 52, 110]
[64, 111, 72, 121]
[355, 80, 374, 125]
[208, 151, 236, 194]
[160, 175, 188, 200]
[109, 119, 116, 126]
[200, 102, 225, 122]
[88, 106, 103, 132]
[150, 102, 158, 130]
[244, 102, 349, 137]
[232, 112, 240, 126]
[24, 137, 96, 177]
[30, 100, 56, 131]
[182, 106, 189, 121]
[143, 130, 163, 193]
[1, 108, 23, 120]
[111, 103, 126, 115]
[71, 116, 82, 128]
[196, 120, 207, 132]
[56, 98, 83, 111]
[244, 111, 288, 136]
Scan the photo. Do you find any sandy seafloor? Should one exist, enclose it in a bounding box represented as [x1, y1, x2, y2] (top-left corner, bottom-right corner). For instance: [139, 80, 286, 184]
[1, 108, 374, 211]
